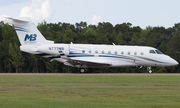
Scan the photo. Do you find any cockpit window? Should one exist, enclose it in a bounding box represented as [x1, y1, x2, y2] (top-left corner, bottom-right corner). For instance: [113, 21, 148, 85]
[155, 50, 163, 54]
[149, 50, 156, 54]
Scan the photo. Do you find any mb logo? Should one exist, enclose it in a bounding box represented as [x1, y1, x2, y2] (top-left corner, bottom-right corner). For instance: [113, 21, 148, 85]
[24, 34, 37, 41]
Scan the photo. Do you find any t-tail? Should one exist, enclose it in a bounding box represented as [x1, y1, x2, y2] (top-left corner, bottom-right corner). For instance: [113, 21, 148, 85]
[2, 17, 54, 46]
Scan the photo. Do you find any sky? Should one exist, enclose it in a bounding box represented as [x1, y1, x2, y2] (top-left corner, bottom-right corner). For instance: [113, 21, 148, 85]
[0, 0, 180, 29]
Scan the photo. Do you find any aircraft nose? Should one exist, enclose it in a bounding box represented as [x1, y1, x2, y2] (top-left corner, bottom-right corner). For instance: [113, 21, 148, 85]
[173, 60, 179, 65]
[164, 55, 179, 66]
[170, 58, 178, 66]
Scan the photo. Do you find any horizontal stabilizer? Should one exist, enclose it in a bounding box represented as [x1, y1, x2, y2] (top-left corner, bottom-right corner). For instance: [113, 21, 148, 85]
[3, 17, 29, 23]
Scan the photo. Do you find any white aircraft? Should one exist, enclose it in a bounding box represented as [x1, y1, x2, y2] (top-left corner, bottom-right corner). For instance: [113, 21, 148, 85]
[2, 17, 178, 73]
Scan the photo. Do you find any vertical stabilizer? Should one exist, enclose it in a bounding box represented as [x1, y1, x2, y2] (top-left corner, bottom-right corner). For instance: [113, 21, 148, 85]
[3, 17, 51, 46]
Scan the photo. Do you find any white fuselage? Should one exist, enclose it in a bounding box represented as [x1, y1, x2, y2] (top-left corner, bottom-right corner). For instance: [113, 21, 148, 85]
[20, 44, 178, 68]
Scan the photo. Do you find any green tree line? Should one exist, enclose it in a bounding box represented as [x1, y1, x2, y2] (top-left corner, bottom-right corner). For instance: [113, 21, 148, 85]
[0, 21, 179, 73]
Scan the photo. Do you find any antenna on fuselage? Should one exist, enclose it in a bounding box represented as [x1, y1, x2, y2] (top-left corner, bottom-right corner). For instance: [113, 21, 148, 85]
[112, 42, 115, 46]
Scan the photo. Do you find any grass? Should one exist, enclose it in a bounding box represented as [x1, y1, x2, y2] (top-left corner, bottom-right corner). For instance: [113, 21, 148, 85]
[0, 75, 180, 108]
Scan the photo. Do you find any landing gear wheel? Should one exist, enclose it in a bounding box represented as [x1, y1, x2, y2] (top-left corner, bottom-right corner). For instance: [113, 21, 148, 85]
[80, 68, 85, 73]
[149, 70, 152, 74]
[147, 67, 152, 74]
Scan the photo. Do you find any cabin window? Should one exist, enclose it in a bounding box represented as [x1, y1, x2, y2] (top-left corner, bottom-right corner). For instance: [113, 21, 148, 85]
[121, 51, 124, 55]
[134, 52, 137, 55]
[141, 52, 144, 55]
[102, 50, 105, 54]
[155, 50, 163, 54]
[149, 50, 156, 54]
[128, 51, 130, 55]
[83, 50, 85, 53]
[95, 50, 98, 54]
[89, 50, 91, 53]
[115, 51, 118, 55]
[108, 51, 111, 54]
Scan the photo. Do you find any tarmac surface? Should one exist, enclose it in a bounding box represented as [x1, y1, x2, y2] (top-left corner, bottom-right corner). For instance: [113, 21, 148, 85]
[0, 73, 180, 76]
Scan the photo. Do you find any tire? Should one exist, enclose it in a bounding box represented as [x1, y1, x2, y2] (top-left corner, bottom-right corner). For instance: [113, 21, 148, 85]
[80, 68, 85, 73]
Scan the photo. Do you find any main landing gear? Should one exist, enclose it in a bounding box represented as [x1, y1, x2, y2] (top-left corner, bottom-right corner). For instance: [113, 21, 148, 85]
[147, 67, 152, 73]
[79, 68, 85, 73]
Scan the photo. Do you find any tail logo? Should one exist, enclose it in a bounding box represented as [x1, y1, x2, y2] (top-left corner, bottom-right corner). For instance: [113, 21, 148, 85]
[24, 34, 37, 41]
[24, 34, 37, 44]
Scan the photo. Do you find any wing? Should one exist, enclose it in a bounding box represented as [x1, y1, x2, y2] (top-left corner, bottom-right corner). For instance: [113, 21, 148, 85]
[64, 57, 112, 67]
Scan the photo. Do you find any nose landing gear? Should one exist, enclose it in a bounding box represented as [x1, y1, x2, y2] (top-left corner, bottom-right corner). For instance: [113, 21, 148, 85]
[147, 67, 152, 73]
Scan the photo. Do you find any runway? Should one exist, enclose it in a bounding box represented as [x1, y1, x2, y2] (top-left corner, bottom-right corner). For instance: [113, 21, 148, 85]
[0, 73, 180, 76]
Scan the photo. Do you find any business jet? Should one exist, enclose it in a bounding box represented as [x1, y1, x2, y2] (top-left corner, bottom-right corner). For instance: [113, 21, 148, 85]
[2, 17, 178, 73]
